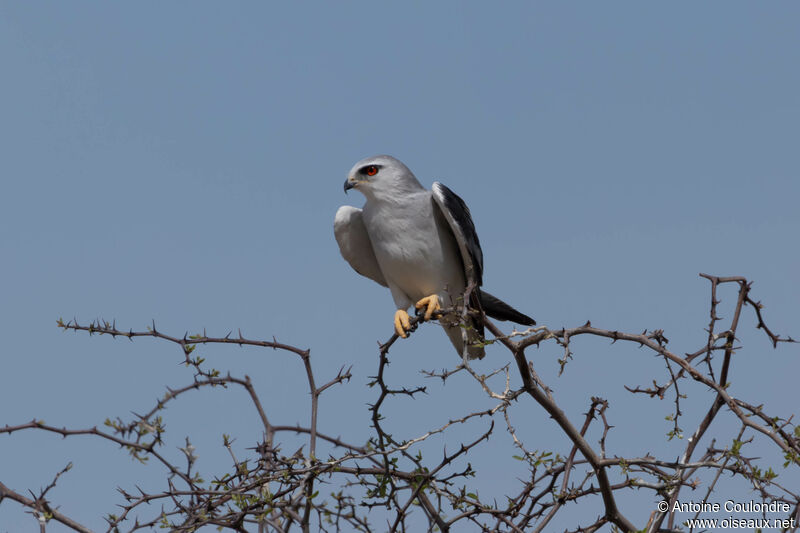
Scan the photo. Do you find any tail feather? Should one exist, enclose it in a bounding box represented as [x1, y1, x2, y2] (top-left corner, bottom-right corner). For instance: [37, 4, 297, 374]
[479, 290, 536, 326]
[443, 323, 485, 360]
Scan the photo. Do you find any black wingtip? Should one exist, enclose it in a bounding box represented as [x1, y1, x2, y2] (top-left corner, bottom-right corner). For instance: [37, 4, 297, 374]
[479, 289, 536, 325]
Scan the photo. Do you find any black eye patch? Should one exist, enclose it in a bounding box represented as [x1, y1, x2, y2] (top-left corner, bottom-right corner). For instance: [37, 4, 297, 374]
[360, 165, 381, 177]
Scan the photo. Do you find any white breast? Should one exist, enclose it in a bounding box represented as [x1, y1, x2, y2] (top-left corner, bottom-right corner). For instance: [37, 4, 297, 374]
[363, 192, 466, 306]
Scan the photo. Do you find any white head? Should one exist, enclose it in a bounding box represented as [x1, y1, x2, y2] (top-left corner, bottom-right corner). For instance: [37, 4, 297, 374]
[344, 155, 424, 201]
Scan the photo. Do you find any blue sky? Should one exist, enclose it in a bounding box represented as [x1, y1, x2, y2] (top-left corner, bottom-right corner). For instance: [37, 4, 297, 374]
[1, 3, 798, 531]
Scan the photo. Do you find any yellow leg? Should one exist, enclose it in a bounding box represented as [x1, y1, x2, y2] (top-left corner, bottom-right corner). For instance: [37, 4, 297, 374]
[415, 295, 442, 322]
[394, 309, 411, 338]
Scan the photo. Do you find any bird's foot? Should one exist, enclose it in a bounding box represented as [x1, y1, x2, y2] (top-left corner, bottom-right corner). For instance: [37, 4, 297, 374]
[415, 295, 442, 322]
[394, 309, 411, 338]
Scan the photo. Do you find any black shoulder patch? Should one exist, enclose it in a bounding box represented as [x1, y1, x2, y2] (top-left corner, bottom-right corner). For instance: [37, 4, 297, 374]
[432, 182, 484, 286]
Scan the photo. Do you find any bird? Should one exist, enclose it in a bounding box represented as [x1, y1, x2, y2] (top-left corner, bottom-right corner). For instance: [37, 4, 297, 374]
[334, 155, 535, 359]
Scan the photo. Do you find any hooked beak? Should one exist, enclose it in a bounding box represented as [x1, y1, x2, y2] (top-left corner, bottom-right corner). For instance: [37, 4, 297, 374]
[343, 176, 357, 193]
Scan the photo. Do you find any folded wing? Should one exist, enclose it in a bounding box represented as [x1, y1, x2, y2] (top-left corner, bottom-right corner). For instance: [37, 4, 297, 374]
[432, 182, 535, 327]
[431, 182, 484, 288]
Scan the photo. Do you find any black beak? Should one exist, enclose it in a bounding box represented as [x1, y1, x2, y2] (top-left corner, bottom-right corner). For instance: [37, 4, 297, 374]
[344, 179, 355, 193]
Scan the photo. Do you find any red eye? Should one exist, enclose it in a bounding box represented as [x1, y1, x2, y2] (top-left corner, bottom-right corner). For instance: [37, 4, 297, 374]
[365, 165, 378, 176]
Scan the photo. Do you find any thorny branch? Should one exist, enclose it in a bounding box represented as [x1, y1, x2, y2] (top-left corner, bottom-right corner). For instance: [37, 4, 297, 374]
[1, 274, 797, 532]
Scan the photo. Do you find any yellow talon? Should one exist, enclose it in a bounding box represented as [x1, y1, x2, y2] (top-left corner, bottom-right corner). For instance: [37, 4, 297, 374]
[394, 309, 411, 338]
[415, 295, 442, 322]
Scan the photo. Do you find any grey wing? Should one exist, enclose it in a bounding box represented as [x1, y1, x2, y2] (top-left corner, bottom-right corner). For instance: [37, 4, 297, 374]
[431, 182, 484, 287]
[432, 183, 536, 327]
[334, 205, 388, 287]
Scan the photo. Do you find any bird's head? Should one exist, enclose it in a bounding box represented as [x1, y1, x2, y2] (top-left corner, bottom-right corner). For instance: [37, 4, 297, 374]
[344, 155, 421, 198]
